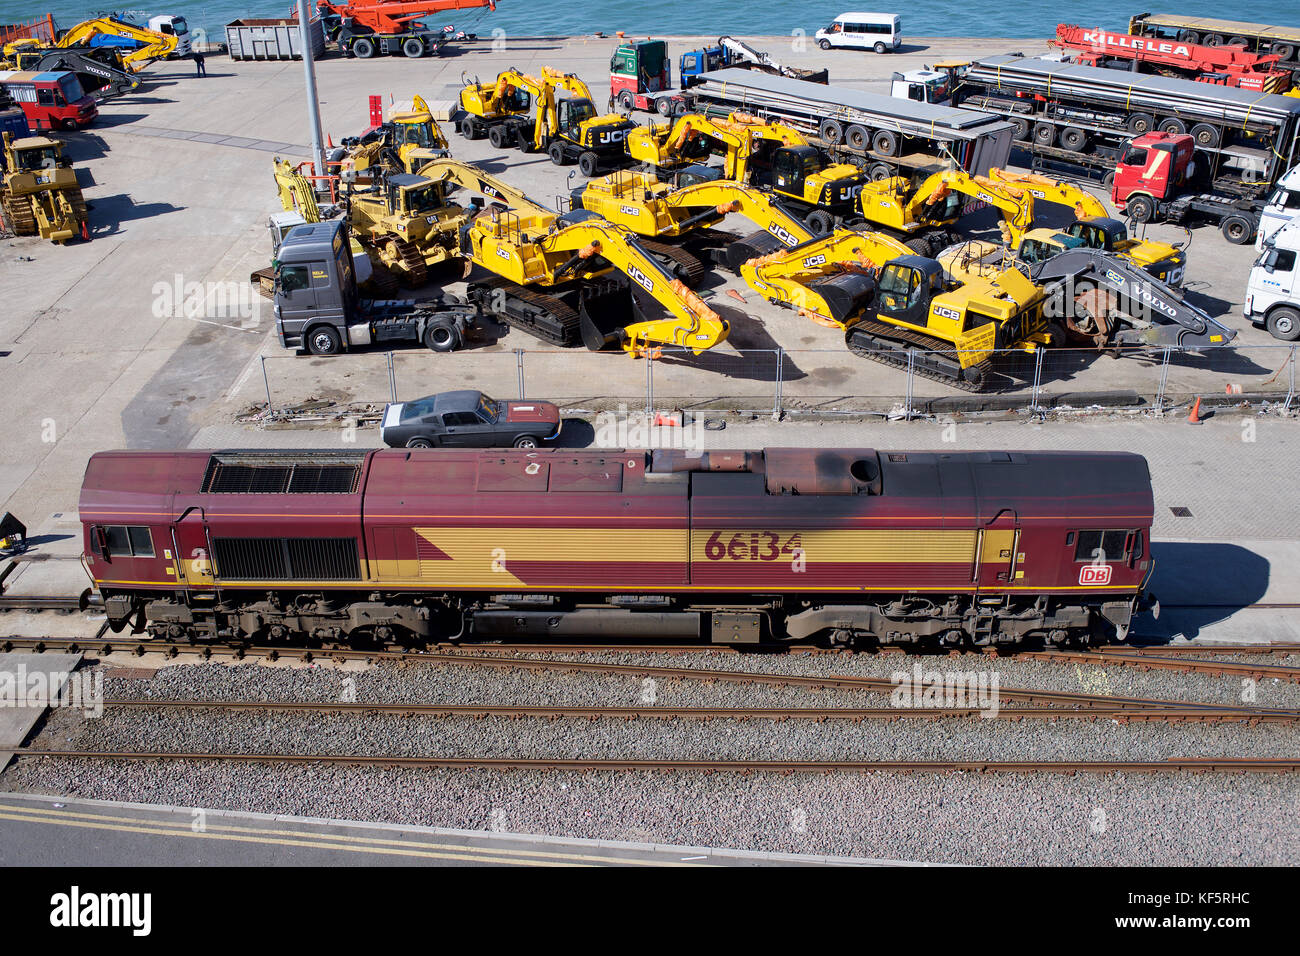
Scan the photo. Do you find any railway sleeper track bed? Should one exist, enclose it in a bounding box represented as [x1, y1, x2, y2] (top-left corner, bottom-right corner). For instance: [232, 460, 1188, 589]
[94, 698, 1300, 724]
[13, 750, 1300, 775]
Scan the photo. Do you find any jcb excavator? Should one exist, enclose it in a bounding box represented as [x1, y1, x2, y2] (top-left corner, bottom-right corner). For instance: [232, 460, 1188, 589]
[3, 16, 175, 99]
[570, 171, 818, 275]
[457, 69, 537, 140]
[334, 95, 450, 180]
[0, 131, 88, 242]
[623, 112, 866, 232]
[946, 168, 1188, 288]
[458, 205, 729, 354]
[458, 67, 636, 175]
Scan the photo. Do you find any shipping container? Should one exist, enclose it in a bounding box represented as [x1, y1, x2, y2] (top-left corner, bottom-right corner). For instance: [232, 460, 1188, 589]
[225, 17, 325, 61]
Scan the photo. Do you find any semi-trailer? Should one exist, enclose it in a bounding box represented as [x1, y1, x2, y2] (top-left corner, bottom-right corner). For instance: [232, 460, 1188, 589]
[953, 53, 1300, 242]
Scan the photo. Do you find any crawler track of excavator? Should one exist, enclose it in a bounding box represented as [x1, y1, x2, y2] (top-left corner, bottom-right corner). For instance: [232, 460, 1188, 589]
[845, 318, 994, 392]
[471, 275, 583, 347]
[639, 239, 706, 287]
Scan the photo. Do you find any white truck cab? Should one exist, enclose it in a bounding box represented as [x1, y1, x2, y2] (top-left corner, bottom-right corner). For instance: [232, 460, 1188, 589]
[1245, 218, 1300, 341]
[148, 15, 192, 57]
[815, 13, 901, 54]
[890, 68, 950, 104]
[1257, 165, 1300, 250]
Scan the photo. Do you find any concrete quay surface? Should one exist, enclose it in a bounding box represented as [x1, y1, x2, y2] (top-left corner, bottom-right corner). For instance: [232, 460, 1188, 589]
[0, 35, 1293, 652]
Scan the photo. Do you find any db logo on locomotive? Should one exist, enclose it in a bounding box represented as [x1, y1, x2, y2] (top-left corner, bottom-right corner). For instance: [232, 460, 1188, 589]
[1079, 564, 1112, 586]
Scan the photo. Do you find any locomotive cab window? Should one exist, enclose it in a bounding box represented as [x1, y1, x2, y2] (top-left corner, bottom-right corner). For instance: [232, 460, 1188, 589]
[1073, 530, 1129, 563]
[101, 525, 155, 558]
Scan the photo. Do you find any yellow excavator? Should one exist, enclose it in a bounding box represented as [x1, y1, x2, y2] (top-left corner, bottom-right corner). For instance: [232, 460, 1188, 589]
[959, 168, 1187, 288]
[738, 227, 1060, 389]
[0, 131, 88, 243]
[334, 95, 450, 181]
[4, 17, 175, 98]
[856, 166, 1186, 286]
[456, 69, 538, 139]
[457, 67, 636, 176]
[570, 170, 818, 276]
[623, 112, 866, 233]
[455, 203, 728, 355]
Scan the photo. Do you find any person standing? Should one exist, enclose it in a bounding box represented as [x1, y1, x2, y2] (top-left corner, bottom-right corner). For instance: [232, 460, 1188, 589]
[193, 50, 206, 76]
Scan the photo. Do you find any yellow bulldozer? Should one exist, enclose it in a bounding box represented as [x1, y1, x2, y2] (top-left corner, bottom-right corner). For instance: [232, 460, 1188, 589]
[0, 131, 87, 242]
[623, 112, 866, 233]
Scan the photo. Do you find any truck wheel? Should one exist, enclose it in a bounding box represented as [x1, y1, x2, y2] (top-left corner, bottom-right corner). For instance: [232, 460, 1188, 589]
[656, 97, 675, 116]
[352, 38, 376, 59]
[818, 39, 832, 51]
[403, 38, 424, 57]
[1127, 113, 1155, 135]
[1126, 195, 1155, 224]
[845, 124, 871, 151]
[1220, 215, 1253, 245]
[1157, 117, 1186, 135]
[513, 435, 541, 449]
[867, 162, 893, 181]
[1058, 126, 1088, 152]
[1267, 307, 1300, 342]
[578, 151, 600, 177]
[488, 124, 511, 149]
[1204, 34, 1225, 46]
[1189, 123, 1220, 148]
[616, 90, 634, 111]
[1009, 117, 1030, 141]
[306, 326, 342, 356]
[424, 322, 462, 352]
[819, 119, 843, 144]
[1273, 43, 1296, 62]
[805, 210, 835, 235]
[1032, 122, 1055, 146]
[1227, 36, 1249, 48]
[873, 42, 887, 54]
[466, 117, 486, 140]
[871, 129, 898, 156]
[548, 141, 569, 165]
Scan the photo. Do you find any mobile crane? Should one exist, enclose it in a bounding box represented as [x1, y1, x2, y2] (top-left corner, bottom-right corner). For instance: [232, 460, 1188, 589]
[316, 0, 496, 58]
[624, 112, 866, 232]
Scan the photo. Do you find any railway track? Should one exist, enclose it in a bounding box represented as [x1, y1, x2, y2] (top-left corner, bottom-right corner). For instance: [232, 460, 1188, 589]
[96, 698, 1300, 723]
[14, 750, 1299, 774]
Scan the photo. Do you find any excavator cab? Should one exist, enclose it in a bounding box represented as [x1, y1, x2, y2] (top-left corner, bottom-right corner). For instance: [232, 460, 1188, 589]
[771, 146, 823, 197]
[1016, 232, 1083, 267]
[1065, 217, 1129, 253]
[876, 256, 947, 327]
[556, 95, 597, 143]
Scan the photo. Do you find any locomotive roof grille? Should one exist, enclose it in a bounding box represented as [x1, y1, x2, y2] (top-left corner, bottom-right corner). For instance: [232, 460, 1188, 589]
[201, 453, 365, 495]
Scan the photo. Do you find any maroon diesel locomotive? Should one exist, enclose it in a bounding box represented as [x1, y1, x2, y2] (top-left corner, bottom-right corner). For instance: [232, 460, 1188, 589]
[78, 446, 1156, 646]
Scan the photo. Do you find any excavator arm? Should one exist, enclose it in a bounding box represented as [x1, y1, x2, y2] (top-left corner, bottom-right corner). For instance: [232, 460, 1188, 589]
[413, 157, 553, 217]
[1031, 248, 1235, 348]
[907, 169, 1037, 245]
[987, 168, 1108, 221]
[739, 229, 913, 328]
[540, 219, 728, 352]
[56, 17, 177, 71]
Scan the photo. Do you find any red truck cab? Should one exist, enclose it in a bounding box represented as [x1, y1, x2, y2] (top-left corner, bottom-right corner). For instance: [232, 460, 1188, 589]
[1111, 131, 1194, 216]
[0, 70, 98, 131]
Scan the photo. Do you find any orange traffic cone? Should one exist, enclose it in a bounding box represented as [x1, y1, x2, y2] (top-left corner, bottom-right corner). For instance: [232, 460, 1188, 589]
[1187, 397, 1202, 424]
[726, 288, 746, 303]
[327, 134, 334, 148]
